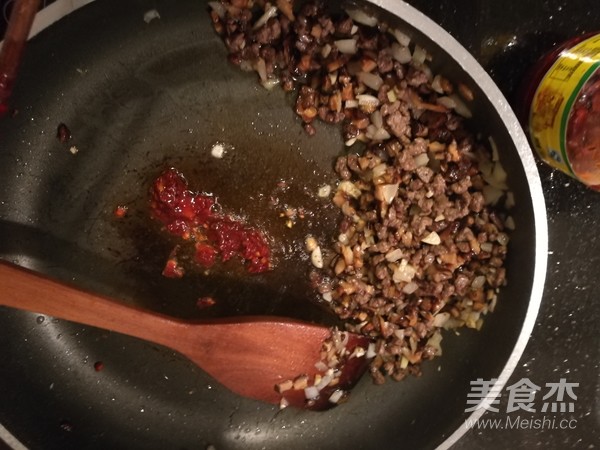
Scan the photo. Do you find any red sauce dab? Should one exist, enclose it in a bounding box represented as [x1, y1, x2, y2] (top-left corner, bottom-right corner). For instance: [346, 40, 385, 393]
[150, 168, 271, 274]
[113, 205, 128, 218]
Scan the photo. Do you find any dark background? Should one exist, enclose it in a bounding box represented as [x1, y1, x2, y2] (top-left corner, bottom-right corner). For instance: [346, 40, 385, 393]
[1, 0, 599, 448]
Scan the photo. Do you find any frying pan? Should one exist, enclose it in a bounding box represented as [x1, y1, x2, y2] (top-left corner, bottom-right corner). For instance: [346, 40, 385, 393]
[0, 0, 547, 448]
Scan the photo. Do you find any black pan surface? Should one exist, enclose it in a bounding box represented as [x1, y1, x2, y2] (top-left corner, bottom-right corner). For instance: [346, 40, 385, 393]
[0, 1, 545, 448]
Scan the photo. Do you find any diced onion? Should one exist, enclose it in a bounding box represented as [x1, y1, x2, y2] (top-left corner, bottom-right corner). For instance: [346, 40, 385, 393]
[420, 63, 433, 81]
[412, 45, 427, 65]
[316, 373, 334, 390]
[211, 143, 226, 159]
[305, 235, 318, 252]
[497, 232, 509, 246]
[505, 191, 515, 209]
[372, 127, 391, 141]
[311, 246, 323, 268]
[318, 184, 331, 197]
[390, 28, 411, 47]
[393, 259, 417, 283]
[239, 60, 253, 72]
[371, 111, 384, 130]
[339, 180, 362, 198]
[432, 312, 450, 327]
[279, 396, 289, 409]
[255, 58, 267, 82]
[399, 356, 409, 369]
[431, 74, 444, 94]
[143, 9, 161, 23]
[466, 311, 481, 329]
[276, 0, 294, 21]
[421, 231, 441, 245]
[350, 346, 366, 358]
[334, 39, 358, 54]
[385, 248, 403, 262]
[492, 161, 508, 185]
[480, 242, 493, 253]
[479, 157, 493, 179]
[336, 331, 350, 350]
[329, 71, 338, 85]
[449, 93, 472, 118]
[483, 185, 504, 205]
[402, 281, 419, 294]
[365, 124, 377, 138]
[356, 94, 380, 108]
[372, 162, 387, 178]
[376, 183, 399, 204]
[261, 78, 280, 90]
[366, 342, 377, 359]
[359, 71, 384, 91]
[253, 5, 278, 30]
[338, 233, 349, 245]
[426, 331, 443, 355]
[345, 8, 378, 26]
[328, 389, 345, 404]
[314, 361, 328, 372]
[304, 386, 320, 400]
[483, 163, 508, 190]
[413, 152, 429, 167]
[505, 216, 516, 230]
[489, 136, 500, 162]
[436, 94, 472, 118]
[471, 275, 486, 290]
[208, 2, 225, 18]
[436, 95, 457, 110]
[391, 43, 412, 64]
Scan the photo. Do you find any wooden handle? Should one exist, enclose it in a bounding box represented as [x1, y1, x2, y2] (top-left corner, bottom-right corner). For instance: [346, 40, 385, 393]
[0, 0, 41, 115]
[0, 261, 186, 347]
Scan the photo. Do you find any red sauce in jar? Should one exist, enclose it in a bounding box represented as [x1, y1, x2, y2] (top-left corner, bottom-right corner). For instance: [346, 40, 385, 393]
[150, 168, 271, 274]
[519, 32, 600, 189]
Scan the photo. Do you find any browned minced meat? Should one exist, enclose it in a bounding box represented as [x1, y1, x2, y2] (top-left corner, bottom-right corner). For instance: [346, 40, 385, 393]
[327, 139, 509, 381]
[211, 0, 512, 383]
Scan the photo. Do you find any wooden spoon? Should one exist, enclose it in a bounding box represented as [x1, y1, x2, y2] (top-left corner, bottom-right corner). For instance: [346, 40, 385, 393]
[0, 0, 41, 116]
[0, 261, 370, 410]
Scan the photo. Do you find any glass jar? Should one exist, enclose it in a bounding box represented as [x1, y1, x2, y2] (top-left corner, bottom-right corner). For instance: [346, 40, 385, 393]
[519, 32, 600, 189]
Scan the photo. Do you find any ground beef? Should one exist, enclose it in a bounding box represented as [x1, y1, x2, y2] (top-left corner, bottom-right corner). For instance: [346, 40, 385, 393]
[386, 109, 411, 138]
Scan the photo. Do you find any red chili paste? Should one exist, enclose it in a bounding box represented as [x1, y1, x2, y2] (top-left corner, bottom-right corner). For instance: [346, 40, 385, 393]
[150, 168, 271, 275]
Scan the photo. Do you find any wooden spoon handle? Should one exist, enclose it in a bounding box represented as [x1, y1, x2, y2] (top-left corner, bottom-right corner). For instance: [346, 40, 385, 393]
[0, 261, 185, 347]
[0, 0, 41, 115]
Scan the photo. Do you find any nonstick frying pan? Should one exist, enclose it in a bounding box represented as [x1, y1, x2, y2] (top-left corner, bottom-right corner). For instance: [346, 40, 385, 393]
[0, 0, 547, 448]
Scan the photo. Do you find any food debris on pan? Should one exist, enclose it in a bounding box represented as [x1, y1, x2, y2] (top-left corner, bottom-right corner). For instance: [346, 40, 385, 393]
[209, 0, 514, 391]
[56, 122, 71, 143]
